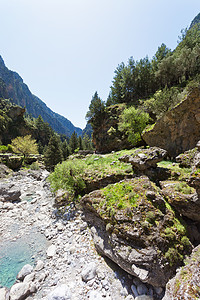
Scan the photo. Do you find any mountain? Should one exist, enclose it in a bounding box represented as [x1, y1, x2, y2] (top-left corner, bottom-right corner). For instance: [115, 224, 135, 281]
[0, 56, 82, 137]
[189, 12, 200, 29]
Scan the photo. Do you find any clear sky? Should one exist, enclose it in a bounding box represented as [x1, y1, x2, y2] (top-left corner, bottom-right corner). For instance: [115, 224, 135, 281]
[0, 0, 199, 129]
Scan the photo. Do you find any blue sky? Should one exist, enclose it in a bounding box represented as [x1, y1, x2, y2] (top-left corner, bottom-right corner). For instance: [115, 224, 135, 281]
[0, 0, 199, 129]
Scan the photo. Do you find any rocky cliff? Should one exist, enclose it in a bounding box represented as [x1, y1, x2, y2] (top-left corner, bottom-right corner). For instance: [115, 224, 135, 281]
[142, 88, 200, 157]
[92, 104, 133, 153]
[0, 56, 82, 137]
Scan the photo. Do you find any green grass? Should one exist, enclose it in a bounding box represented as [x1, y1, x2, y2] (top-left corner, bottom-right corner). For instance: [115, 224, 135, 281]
[157, 160, 192, 180]
[101, 181, 139, 210]
[48, 149, 138, 199]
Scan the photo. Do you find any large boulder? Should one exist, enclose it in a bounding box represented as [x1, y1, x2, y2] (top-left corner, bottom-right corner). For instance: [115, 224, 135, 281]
[81, 177, 192, 287]
[0, 182, 21, 202]
[118, 147, 167, 172]
[142, 88, 200, 158]
[163, 245, 200, 300]
[160, 180, 200, 221]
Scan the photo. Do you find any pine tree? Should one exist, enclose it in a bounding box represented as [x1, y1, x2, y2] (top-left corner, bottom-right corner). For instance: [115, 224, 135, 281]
[44, 135, 63, 171]
[69, 131, 78, 153]
[78, 136, 83, 150]
[62, 140, 70, 160]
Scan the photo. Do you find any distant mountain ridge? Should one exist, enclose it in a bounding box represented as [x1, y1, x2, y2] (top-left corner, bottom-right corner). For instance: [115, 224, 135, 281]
[0, 56, 82, 137]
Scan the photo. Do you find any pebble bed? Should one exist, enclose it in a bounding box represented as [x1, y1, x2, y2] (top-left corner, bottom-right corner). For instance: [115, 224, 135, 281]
[0, 170, 164, 300]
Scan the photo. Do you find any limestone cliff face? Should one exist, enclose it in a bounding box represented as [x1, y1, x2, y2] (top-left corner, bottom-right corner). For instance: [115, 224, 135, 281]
[92, 104, 133, 153]
[142, 88, 200, 157]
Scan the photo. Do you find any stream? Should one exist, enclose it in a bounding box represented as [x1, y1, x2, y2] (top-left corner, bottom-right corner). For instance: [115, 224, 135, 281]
[0, 169, 162, 300]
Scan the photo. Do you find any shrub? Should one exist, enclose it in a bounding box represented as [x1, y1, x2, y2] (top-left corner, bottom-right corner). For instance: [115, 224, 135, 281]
[48, 160, 86, 199]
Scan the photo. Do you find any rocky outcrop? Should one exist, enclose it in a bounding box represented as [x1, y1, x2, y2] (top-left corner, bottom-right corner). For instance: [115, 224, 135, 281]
[119, 147, 167, 172]
[92, 104, 133, 153]
[160, 180, 200, 221]
[81, 177, 192, 287]
[0, 182, 21, 202]
[142, 88, 200, 157]
[163, 245, 200, 300]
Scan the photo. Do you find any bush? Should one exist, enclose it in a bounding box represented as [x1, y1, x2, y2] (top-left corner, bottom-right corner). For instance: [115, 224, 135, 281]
[48, 160, 86, 199]
[0, 145, 8, 153]
[118, 106, 150, 145]
[29, 161, 40, 170]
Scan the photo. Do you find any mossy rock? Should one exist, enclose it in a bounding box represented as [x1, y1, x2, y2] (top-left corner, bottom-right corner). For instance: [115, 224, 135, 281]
[81, 176, 192, 286]
[163, 245, 200, 299]
[6, 156, 23, 170]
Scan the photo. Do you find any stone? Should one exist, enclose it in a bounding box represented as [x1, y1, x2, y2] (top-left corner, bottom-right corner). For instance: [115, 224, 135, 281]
[154, 286, 163, 295]
[119, 147, 167, 172]
[47, 245, 56, 258]
[47, 284, 71, 300]
[161, 180, 200, 222]
[163, 245, 200, 300]
[135, 296, 153, 300]
[9, 282, 31, 300]
[0, 288, 7, 300]
[142, 87, 200, 157]
[34, 260, 44, 271]
[137, 283, 148, 295]
[0, 183, 21, 202]
[81, 176, 191, 287]
[81, 262, 97, 282]
[24, 272, 35, 283]
[131, 284, 138, 297]
[17, 264, 33, 280]
[88, 290, 104, 300]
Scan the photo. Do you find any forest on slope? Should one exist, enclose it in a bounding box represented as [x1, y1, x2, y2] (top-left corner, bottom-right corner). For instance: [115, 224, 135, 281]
[86, 16, 200, 153]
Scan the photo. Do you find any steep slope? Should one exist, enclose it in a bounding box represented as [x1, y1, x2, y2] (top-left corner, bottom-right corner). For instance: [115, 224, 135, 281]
[190, 12, 200, 29]
[0, 56, 82, 137]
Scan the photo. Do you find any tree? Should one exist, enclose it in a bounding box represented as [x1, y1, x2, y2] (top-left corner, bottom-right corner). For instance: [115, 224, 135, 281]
[35, 115, 53, 153]
[62, 140, 70, 160]
[119, 107, 150, 145]
[69, 131, 79, 153]
[44, 135, 63, 171]
[78, 136, 83, 150]
[11, 135, 38, 157]
[86, 92, 105, 129]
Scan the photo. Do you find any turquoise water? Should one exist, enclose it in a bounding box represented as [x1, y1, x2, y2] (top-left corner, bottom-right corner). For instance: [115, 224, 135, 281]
[0, 230, 49, 288]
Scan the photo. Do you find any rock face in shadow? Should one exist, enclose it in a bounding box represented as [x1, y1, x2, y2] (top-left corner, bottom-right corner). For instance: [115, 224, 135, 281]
[92, 104, 133, 153]
[142, 88, 200, 157]
[163, 245, 200, 300]
[81, 177, 192, 287]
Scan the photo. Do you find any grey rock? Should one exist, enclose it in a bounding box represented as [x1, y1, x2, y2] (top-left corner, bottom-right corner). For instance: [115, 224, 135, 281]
[47, 284, 71, 300]
[0, 183, 21, 202]
[24, 272, 35, 283]
[119, 147, 167, 172]
[135, 296, 153, 300]
[0, 288, 8, 300]
[47, 245, 56, 258]
[131, 284, 139, 297]
[154, 286, 163, 295]
[137, 283, 148, 295]
[81, 262, 97, 282]
[9, 282, 31, 300]
[88, 290, 104, 300]
[35, 260, 44, 271]
[17, 264, 33, 281]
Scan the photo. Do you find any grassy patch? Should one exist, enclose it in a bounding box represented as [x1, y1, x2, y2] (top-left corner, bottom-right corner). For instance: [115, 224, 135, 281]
[101, 181, 139, 211]
[157, 160, 192, 180]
